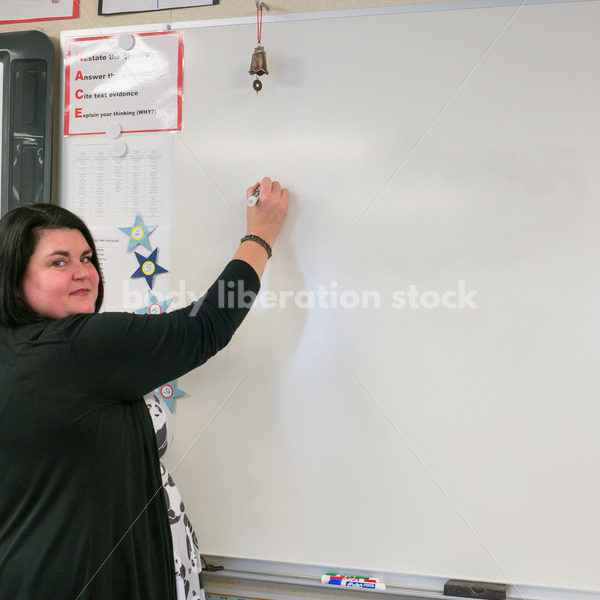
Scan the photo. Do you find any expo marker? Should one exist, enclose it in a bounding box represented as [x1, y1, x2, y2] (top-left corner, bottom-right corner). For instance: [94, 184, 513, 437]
[247, 185, 260, 206]
[323, 578, 386, 591]
[322, 575, 380, 584]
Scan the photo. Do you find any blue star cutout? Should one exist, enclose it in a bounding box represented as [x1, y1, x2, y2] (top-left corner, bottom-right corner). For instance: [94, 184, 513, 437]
[135, 292, 173, 315]
[156, 381, 186, 412]
[119, 214, 157, 252]
[131, 247, 168, 290]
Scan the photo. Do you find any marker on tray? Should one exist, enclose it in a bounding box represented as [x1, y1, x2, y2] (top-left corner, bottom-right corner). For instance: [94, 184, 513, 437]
[324, 579, 386, 591]
[322, 575, 380, 584]
[321, 574, 385, 591]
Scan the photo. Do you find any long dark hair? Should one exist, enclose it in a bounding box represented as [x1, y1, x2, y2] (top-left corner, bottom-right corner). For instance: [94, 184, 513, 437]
[0, 204, 104, 327]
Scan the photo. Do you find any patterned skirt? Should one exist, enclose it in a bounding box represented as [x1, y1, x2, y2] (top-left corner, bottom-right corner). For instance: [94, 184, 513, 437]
[146, 393, 206, 600]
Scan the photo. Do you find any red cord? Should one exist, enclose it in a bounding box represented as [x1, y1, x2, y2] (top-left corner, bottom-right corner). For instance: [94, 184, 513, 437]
[257, 6, 263, 44]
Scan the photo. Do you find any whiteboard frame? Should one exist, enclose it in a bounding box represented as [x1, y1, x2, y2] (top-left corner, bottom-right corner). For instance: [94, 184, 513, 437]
[60, 0, 599, 41]
[202, 555, 600, 600]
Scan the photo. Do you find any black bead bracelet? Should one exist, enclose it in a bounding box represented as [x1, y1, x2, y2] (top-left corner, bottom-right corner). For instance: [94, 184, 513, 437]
[240, 234, 272, 259]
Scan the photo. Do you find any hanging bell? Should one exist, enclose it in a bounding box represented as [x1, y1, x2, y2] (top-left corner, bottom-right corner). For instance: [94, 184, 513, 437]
[249, 45, 269, 77]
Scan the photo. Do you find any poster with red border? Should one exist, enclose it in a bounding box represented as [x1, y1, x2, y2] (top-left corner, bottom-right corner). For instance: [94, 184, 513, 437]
[0, 0, 78, 25]
[64, 31, 183, 136]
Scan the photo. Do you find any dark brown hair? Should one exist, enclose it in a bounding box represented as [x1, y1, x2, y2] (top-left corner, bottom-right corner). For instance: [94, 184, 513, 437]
[0, 204, 104, 326]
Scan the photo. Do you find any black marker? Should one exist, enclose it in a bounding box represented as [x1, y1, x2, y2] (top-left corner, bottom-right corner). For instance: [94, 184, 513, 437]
[247, 185, 260, 207]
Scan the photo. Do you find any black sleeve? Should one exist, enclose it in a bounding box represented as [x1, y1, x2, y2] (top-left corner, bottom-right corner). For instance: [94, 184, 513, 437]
[63, 260, 260, 400]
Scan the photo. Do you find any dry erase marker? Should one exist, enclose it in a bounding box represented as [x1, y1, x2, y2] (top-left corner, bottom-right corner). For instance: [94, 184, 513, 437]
[247, 185, 260, 206]
[323, 576, 381, 585]
[321, 575, 380, 584]
[321, 573, 379, 583]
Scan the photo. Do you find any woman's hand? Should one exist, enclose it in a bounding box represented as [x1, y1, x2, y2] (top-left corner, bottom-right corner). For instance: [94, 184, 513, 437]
[245, 177, 289, 247]
[234, 177, 289, 279]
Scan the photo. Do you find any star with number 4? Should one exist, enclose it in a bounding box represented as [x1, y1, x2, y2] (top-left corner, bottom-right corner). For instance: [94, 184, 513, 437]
[135, 292, 172, 315]
[119, 214, 157, 252]
[131, 248, 168, 290]
[156, 381, 186, 412]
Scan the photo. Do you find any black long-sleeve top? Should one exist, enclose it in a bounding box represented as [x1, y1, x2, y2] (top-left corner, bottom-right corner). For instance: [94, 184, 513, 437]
[0, 260, 259, 600]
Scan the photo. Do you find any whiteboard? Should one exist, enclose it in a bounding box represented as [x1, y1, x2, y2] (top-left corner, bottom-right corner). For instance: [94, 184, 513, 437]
[61, 2, 600, 594]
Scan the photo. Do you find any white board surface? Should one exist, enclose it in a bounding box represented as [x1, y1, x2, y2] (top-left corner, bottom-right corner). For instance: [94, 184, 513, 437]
[61, 2, 600, 594]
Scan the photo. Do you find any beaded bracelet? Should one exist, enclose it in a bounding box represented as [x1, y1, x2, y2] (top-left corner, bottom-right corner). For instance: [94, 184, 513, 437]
[240, 234, 272, 259]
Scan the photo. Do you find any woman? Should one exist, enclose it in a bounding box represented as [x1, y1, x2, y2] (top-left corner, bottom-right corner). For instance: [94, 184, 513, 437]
[0, 178, 288, 599]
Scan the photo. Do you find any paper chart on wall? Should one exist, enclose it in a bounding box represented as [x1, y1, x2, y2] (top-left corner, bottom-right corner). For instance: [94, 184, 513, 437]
[62, 134, 173, 312]
[63, 31, 183, 135]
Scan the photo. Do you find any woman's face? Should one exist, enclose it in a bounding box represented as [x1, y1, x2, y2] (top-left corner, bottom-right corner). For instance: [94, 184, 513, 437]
[21, 228, 99, 320]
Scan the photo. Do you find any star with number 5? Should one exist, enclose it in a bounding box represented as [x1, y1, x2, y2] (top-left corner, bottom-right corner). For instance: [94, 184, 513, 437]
[131, 248, 168, 289]
[119, 214, 157, 252]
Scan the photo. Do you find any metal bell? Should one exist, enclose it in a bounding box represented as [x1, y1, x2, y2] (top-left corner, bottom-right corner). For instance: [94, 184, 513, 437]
[249, 45, 268, 77]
